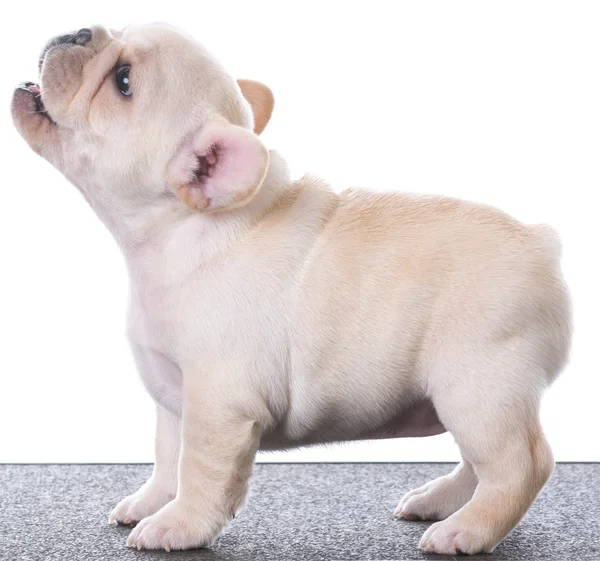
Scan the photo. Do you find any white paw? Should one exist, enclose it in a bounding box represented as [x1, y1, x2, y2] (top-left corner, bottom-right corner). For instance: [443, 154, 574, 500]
[394, 487, 428, 520]
[394, 483, 461, 521]
[418, 516, 496, 555]
[395, 491, 445, 521]
[394, 468, 476, 521]
[125, 499, 224, 551]
[108, 483, 175, 526]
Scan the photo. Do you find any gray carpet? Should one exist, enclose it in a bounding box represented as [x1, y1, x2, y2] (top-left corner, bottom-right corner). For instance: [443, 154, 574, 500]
[1, 463, 598, 561]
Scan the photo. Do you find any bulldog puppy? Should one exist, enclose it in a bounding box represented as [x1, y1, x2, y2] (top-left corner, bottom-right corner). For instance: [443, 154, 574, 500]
[12, 24, 572, 555]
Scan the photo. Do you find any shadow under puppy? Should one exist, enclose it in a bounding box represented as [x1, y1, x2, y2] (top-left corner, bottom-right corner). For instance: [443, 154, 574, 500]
[11, 23, 572, 555]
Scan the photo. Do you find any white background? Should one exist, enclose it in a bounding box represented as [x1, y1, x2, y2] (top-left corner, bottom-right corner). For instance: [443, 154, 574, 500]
[0, 1, 598, 463]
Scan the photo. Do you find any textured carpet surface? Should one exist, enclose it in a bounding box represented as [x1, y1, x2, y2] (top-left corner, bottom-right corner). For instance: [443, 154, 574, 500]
[1, 463, 598, 561]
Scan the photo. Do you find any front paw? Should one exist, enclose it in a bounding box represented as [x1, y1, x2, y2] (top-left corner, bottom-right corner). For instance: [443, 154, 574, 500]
[108, 483, 175, 526]
[419, 515, 496, 555]
[125, 499, 225, 551]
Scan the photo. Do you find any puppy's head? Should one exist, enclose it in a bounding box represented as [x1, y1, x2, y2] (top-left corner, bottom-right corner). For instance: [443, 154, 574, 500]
[11, 24, 274, 214]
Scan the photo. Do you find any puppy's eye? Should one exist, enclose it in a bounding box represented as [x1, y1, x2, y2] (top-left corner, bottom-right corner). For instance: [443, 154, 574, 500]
[116, 66, 132, 96]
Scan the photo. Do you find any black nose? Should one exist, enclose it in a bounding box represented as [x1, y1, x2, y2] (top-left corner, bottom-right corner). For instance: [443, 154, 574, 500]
[72, 28, 92, 46]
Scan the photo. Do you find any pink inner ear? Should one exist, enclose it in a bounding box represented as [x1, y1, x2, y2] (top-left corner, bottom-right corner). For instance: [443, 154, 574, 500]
[206, 151, 217, 167]
[167, 120, 268, 212]
[192, 122, 269, 210]
[194, 150, 218, 181]
[187, 147, 219, 207]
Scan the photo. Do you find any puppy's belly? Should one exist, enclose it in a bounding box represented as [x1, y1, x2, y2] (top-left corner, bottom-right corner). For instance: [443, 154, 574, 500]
[358, 399, 447, 440]
[261, 399, 446, 450]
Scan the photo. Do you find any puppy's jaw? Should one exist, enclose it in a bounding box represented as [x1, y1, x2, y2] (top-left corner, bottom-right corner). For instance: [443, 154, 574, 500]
[11, 25, 114, 158]
[11, 84, 57, 156]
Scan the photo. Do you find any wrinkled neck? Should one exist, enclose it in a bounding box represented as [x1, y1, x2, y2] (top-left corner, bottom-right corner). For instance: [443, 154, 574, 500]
[113, 150, 293, 281]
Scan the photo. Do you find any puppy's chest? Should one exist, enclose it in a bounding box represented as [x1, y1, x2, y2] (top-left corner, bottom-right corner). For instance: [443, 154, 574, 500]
[126, 285, 189, 414]
[127, 286, 182, 352]
[125, 274, 255, 368]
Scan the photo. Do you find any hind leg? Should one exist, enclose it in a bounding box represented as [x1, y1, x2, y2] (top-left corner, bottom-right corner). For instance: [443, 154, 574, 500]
[419, 420, 553, 554]
[418, 354, 554, 554]
[394, 461, 478, 521]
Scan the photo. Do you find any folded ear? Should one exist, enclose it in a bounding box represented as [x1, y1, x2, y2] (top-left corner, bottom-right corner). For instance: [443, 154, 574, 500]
[166, 119, 269, 213]
[237, 79, 274, 135]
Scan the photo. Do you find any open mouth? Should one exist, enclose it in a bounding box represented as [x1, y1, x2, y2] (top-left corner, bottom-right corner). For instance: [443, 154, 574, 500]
[18, 82, 52, 120]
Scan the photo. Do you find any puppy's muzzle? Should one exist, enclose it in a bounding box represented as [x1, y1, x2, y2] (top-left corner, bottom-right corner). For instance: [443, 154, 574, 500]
[38, 28, 93, 71]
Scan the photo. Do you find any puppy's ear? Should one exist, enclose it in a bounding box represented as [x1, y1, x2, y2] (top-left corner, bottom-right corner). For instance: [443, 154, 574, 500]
[237, 79, 274, 135]
[166, 119, 269, 212]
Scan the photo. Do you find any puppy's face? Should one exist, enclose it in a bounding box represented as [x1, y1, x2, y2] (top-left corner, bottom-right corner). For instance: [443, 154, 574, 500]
[12, 24, 274, 217]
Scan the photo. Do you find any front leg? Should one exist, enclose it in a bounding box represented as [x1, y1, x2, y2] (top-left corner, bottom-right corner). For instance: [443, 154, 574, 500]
[109, 405, 180, 525]
[126, 376, 260, 551]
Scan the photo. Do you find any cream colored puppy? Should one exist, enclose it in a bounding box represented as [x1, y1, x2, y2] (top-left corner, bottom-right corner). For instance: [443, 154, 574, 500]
[12, 23, 572, 556]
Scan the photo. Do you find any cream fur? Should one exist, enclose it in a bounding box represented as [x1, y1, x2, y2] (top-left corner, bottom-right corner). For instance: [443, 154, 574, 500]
[11, 23, 572, 555]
